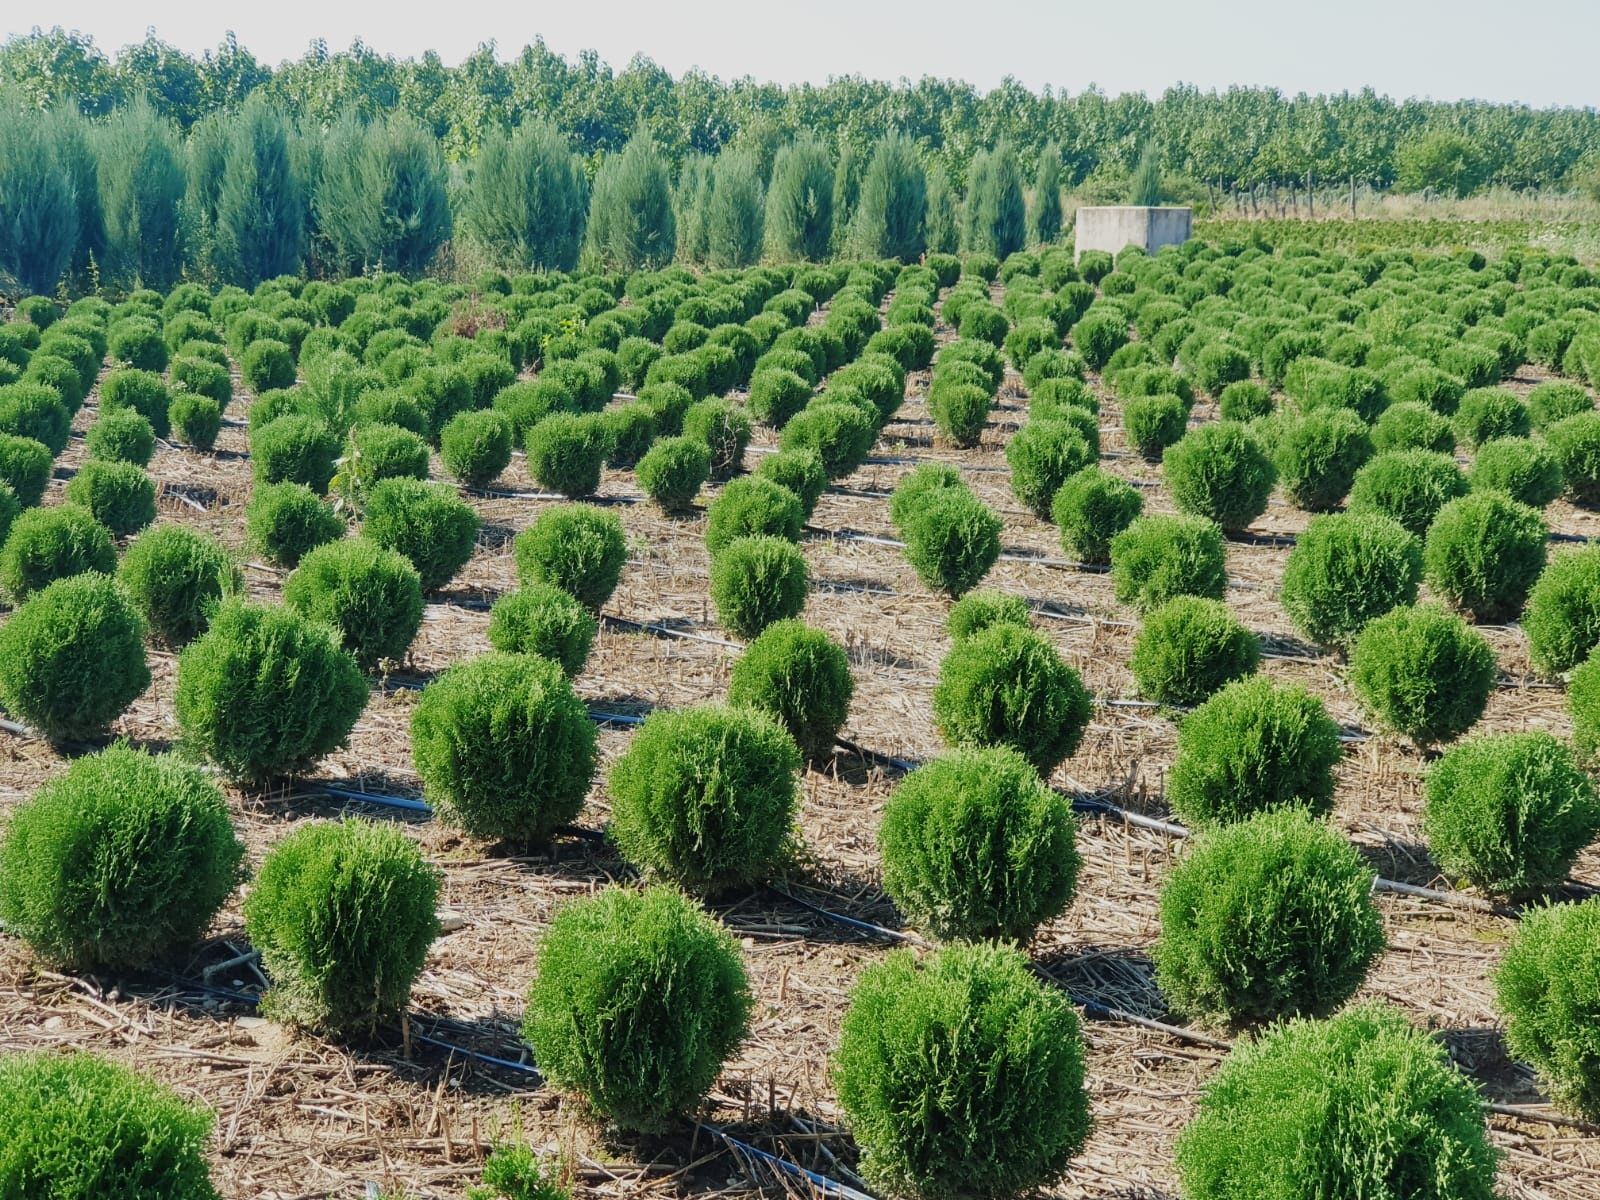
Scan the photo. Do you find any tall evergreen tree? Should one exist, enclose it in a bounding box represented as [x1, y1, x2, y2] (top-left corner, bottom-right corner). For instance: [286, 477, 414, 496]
[1129, 144, 1164, 206]
[460, 121, 587, 272]
[1030, 141, 1064, 246]
[924, 162, 959, 255]
[316, 111, 450, 276]
[376, 114, 451, 274]
[963, 139, 1027, 258]
[50, 106, 104, 277]
[0, 101, 80, 294]
[673, 153, 713, 264]
[850, 133, 926, 263]
[95, 94, 186, 289]
[586, 133, 676, 272]
[182, 111, 228, 278]
[830, 141, 863, 256]
[764, 137, 833, 261]
[706, 149, 764, 269]
[213, 93, 305, 286]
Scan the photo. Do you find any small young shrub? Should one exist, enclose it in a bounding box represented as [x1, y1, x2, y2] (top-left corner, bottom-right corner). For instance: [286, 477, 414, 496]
[1273, 407, 1373, 511]
[1168, 676, 1343, 828]
[1471, 436, 1564, 508]
[1175, 1004, 1499, 1200]
[109, 317, 168, 372]
[86, 407, 155, 466]
[1109, 513, 1227, 612]
[1349, 448, 1469, 535]
[487, 585, 597, 677]
[601, 403, 655, 468]
[902, 488, 1002, 598]
[362, 478, 479, 591]
[346, 422, 430, 495]
[1425, 732, 1600, 896]
[1574, 649, 1600, 767]
[245, 481, 343, 568]
[682, 397, 752, 480]
[705, 476, 805, 556]
[1280, 511, 1422, 648]
[1523, 546, 1600, 676]
[754, 447, 827, 518]
[524, 886, 751, 1131]
[1194, 341, 1252, 395]
[513, 504, 626, 610]
[779, 401, 877, 479]
[0, 1053, 222, 1199]
[1373, 400, 1455, 453]
[1547, 411, 1600, 507]
[888, 462, 964, 532]
[879, 746, 1080, 942]
[1454, 386, 1530, 448]
[526, 413, 611, 499]
[1130, 595, 1259, 706]
[1218, 379, 1272, 422]
[1496, 897, 1600, 1119]
[1163, 422, 1275, 532]
[637, 435, 710, 512]
[244, 818, 439, 1037]
[933, 623, 1091, 775]
[1070, 309, 1127, 369]
[1527, 380, 1592, 431]
[1424, 491, 1546, 621]
[440, 408, 514, 489]
[283, 538, 423, 671]
[1348, 603, 1495, 746]
[946, 589, 1030, 644]
[171, 355, 232, 409]
[1154, 808, 1383, 1024]
[0, 744, 243, 968]
[1051, 466, 1141, 564]
[412, 652, 597, 841]
[0, 503, 117, 601]
[251, 414, 340, 494]
[0, 432, 51, 507]
[241, 338, 296, 392]
[748, 366, 812, 427]
[64, 459, 156, 536]
[175, 600, 367, 783]
[0, 382, 71, 454]
[929, 380, 992, 447]
[835, 942, 1090, 1200]
[728, 619, 853, 760]
[119, 525, 240, 645]
[1121, 392, 1189, 461]
[1005, 419, 1094, 518]
[708, 535, 809, 638]
[168, 393, 222, 450]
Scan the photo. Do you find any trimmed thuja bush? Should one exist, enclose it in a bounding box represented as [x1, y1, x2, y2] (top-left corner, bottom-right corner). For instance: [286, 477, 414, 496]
[0, 573, 149, 743]
[1373, 400, 1455, 453]
[251, 414, 340, 494]
[1155, 808, 1383, 1025]
[638, 435, 711, 512]
[412, 652, 597, 842]
[1273, 406, 1372, 511]
[1425, 732, 1600, 896]
[440, 409, 513, 489]
[728, 619, 853, 760]
[246, 481, 344, 568]
[946, 589, 1030, 644]
[176, 600, 367, 783]
[780, 400, 876, 480]
[0, 1052, 222, 1199]
[169, 392, 222, 450]
[1131, 595, 1259, 706]
[283, 538, 424, 671]
[933, 624, 1091, 776]
[0, 744, 244, 969]
[704, 476, 804, 556]
[755, 448, 827, 519]
[513, 504, 627, 611]
[1349, 448, 1468, 535]
[835, 942, 1090, 1200]
[1168, 676, 1343, 828]
[1005, 420, 1094, 518]
[362, 478, 479, 591]
[1163, 422, 1275, 533]
[524, 886, 751, 1130]
[0, 503, 117, 602]
[902, 488, 1002, 598]
[1052, 466, 1141, 564]
[879, 746, 1080, 943]
[1575, 649, 1600, 767]
[1349, 604, 1494, 746]
[1424, 491, 1546, 622]
[0, 431, 52, 507]
[526, 412, 610, 499]
[1523, 546, 1600, 676]
[1175, 1003, 1499, 1200]
[683, 397, 752, 480]
[1280, 511, 1421, 648]
[86, 407, 155, 466]
[1496, 897, 1600, 1119]
[709, 535, 809, 638]
[486, 584, 597, 677]
[1110, 513, 1227, 612]
[1122, 392, 1189, 461]
[1470, 436, 1564, 508]
[1548, 411, 1600, 507]
[608, 704, 800, 890]
[119, 524, 240, 645]
[244, 818, 439, 1037]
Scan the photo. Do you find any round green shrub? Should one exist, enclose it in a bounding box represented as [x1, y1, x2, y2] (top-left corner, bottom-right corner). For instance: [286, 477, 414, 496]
[637, 435, 710, 513]
[933, 623, 1090, 775]
[0, 503, 116, 601]
[171, 355, 232, 409]
[1163, 421, 1275, 532]
[486, 584, 597, 677]
[64, 459, 156, 537]
[411, 651, 597, 841]
[1005, 420, 1094, 519]
[930, 379, 992, 448]
[1219, 379, 1272, 422]
[1574, 648, 1600, 767]
[1425, 732, 1600, 896]
[361, 477, 479, 591]
[1175, 1003, 1499, 1200]
[748, 367, 812, 427]
[1131, 595, 1259, 706]
[24, 353, 87, 411]
[835, 942, 1089, 1200]
[0, 744, 243, 968]
[513, 503, 626, 611]
[1424, 491, 1546, 621]
[779, 401, 876, 480]
[1496, 897, 1600, 1119]
[346, 422, 429, 494]
[245, 481, 343, 568]
[0, 572, 149, 743]
[1349, 448, 1469, 536]
[1527, 380, 1592, 431]
[1122, 392, 1189, 461]
[1273, 407, 1373, 511]
[1471, 436, 1563, 509]
[1523, 546, 1600, 676]
[118, 525, 240, 645]
[1348, 603, 1495, 746]
[175, 600, 367, 783]
[1454, 386, 1530, 448]
[524, 886, 751, 1131]
[85, 407, 154, 467]
[0, 1052, 222, 1199]
[109, 317, 167, 372]
[251, 414, 339, 494]
[526, 412, 610, 499]
[879, 746, 1079, 942]
[1373, 400, 1455, 454]
[728, 619, 853, 760]
[0, 432, 51, 508]
[637, 380, 695, 434]
[0, 382, 71, 455]
[102, 365, 171, 432]
[888, 463, 964, 533]
[682, 397, 752, 480]
[1070, 309, 1127, 370]
[709, 534, 809, 638]
[601, 403, 656, 469]
[753, 447, 826, 518]
[704, 476, 804, 556]
[1548, 411, 1600, 507]
[902, 488, 1002, 599]
[169, 393, 222, 450]
[1194, 341, 1252, 395]
[1110, 513, 1227, 612]
[1280, 511, 1422, 648]
[283, 538, 423, 671]
[1051, 466, 1141, 564]
[1154, 807, 1383, 1024]
[438, 408, 513, 489]
[946, 589, 1030, 644]
[1168, 676, 1343, 828]
[241, 338, 296, 392]
[244, 818, 439, 1037]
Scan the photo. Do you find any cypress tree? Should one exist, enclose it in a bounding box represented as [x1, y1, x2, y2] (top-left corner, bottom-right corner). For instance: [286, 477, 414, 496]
[830, 141, 863, 256]
[674, 153, 713, 264]
[376, 114, 451, 275]
[182, 112, 228, 279]
[963, 140, 1027, 259]
[460, 121, 587, 272]
[0, 102, 80, 295]
[213, 94, 306, 286]
[1030, 142, 1064, 246]
[49, 106, 104, 279]
[850, 133, 926, 263]
[1129, 145, 1164, 206]
[587, 133, 676, 273]
[765, 137, 833, 262]
[95, 95, 187, 289]
[706, 149, 765, 269]
[314, 110, 386, 275]
[924, 162, 960, 255]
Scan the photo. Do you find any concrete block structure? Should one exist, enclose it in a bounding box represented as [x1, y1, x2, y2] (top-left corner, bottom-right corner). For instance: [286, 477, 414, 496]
[1074, 206, 1192, 261]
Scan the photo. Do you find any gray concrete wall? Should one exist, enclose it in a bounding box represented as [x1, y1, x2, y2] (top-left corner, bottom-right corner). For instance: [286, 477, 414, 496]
[1074, 206, 1192, 261]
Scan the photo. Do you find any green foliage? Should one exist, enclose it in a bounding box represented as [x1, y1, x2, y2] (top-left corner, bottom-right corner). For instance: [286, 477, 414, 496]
[902, 487, 1002, 598]
[728, 619, 853, 760]
[1527, 381, 1592, 431]
[525, 413, 610, 499]
[487, 585, 597, 677]
[682, 397, 752, 480]
[86, 406, 155, 466]
[119, 524, 240, 645]
[962, 140, 1027, 259]
[1574, 649, 1600, 768]
[708, 534, 809, 638]
[1109, 513, 1227, 611]
[835, 942, 1089, 1200]
[1168, 676, 1343, 828]
[467, 1140, 569, 1200]
[765, 136, 834, 261]
[1218, 380, 1272, 422]
[705, 149, 766, 268]
[1051, 466, 1142, 564]
[0, 382, 71, 454]
[175, 599, 367, 783]
[211, 95, 306, 286]
[1349, 448, 1469, 536]
[0, 743, 243, 968]
[64, 459, 156, 536]
[1280, 511, 1422, 647]
[243, 818, 439, 1036]
[1176, 1003, 1498, 1200]
[1395, 129, 1490, 196]
[1128, 143, 1165, 205]
[251, 414, 339, 494]
[1547, 411, 1600, 507]
[1471, 435, 1564, 508]
[1162, 421, 1275, 532]
[283, 538, 423, 670]
[462, 121, 586, 271]
[1131, 595, 1260, 706]
[169, 392, 222, 449]
[100, 366, 171, 437]
[513, 504, 626, 610]
[0, 503, 117, 601]
[749, 367, 812, 427]
[879, 746, 1079, 942]
[754, 447, 827, 518]
[929, 378, 991, 447]
[440, 409, 513, 489]
[1496, 897, 1600, 1119]
[1523, 546, 1600, 676]
[849, 133, 927, 262]
[1155, 808, 1383, 1024]
[1454, 387, 1529, 448]
[1121, 392, 1189, 460]
[361, 477, 479, 591]
[0, 572, 148, 743]
[946, 589, 1030, 644]
[780, 401, 877, 479]
[0, 432, 51, 507]
[317, 111, 453, 275]
[1424, 491, 1546, 621]
[1070, 309, 1128, 370]
[587, 134, 676, 272]
[171, 354, 232, 407]
[1030, 144, 1064, 245]
[245, 481, 343, 568]
[524, 886, 751, 1131]
[0, 104, 83, 295]
[1005, 419, 1094, 519]
[637, 435, 710, 512]
[1272, 406, 1372, 511]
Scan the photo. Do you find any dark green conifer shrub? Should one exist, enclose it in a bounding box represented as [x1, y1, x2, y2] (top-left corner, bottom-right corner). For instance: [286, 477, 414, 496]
[1373, 400, 1455, 454]
[709, 535, 809, 638]
[1523, 546, 1600, 676]
[1496, 897, 1600, 1119]
[929, 379, 992, 447]
[100, 367, 172, 437]
[780, 401, 877, 480]
[0, 744, 243, 968]
[835, 942, 1089, 1200]
[283, 538, 423, 671]
[749, 368, 812, 427]
[1280, 511, 1422, 647]
[1470, 436, 1564, 508]
[345, 422, 429, 496]
[1005, 420, 1094, 518]
[1155, 808, 1383, 1024]
[525, 413, 610, 499]
[487, 585, 597, 677]
[64, 459, 156, 537]
[1051, 467, 1141, 564]
[1070, 310, 1127, 370]
[1162, 422, 1274, 532]
[728, 619, 853, 760]
[682, 397, 752, 480]
[244, 818, 438, 1036]
[1349, 448, 1469, 535]
[1175, 1004, 1499, 1200]
[513, 504, 626, 610]
[241, 338, 295, 393]
[946, 589, 1030, 644]
[524, 886, 751, 1130]
[118, 525, 240, 645]
[1130, 595, 1259, 706]
[440, 409, 513, 489]
[601, 403, 656, 469]
[888, 462, 965, 532]
[1194, 341, 1252, 396]
[1109, 513, 1227, 611]
[169, 393, 222, 450]
[1548, 411, 1600, 507]
[902, 488, 1002, 598]
[0, 432, 51, 507]
[171, 355, 233, 408]
[1573, 649, 1600, 767]
[637, 435, 710, 512]
[1272, 407, 1372, 511]
[251, 413, 339, 494]
[175, 600, 366, 783]
[0, 503, 116, 602]
[1121, 392, 1189, 461]
[1168, 676, 1343, 828]
[245, 481, 343, 568]
[0, 382, 71, 454]
[108, 317, 167, 372]
[1349, 603, 1495, 745]
[1424, 491, 1546, 621]
[754, 448, 827, 518]
[86, 407, 154, 466]
[1454, 387, 1529, 448]
[1218, 379, 1272, 422]
[1527, 381, 1592, 431]
[361, 478, 478, 591]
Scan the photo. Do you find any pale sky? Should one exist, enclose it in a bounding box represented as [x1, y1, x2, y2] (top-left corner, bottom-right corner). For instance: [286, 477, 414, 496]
[12, 0, 1600, 109]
